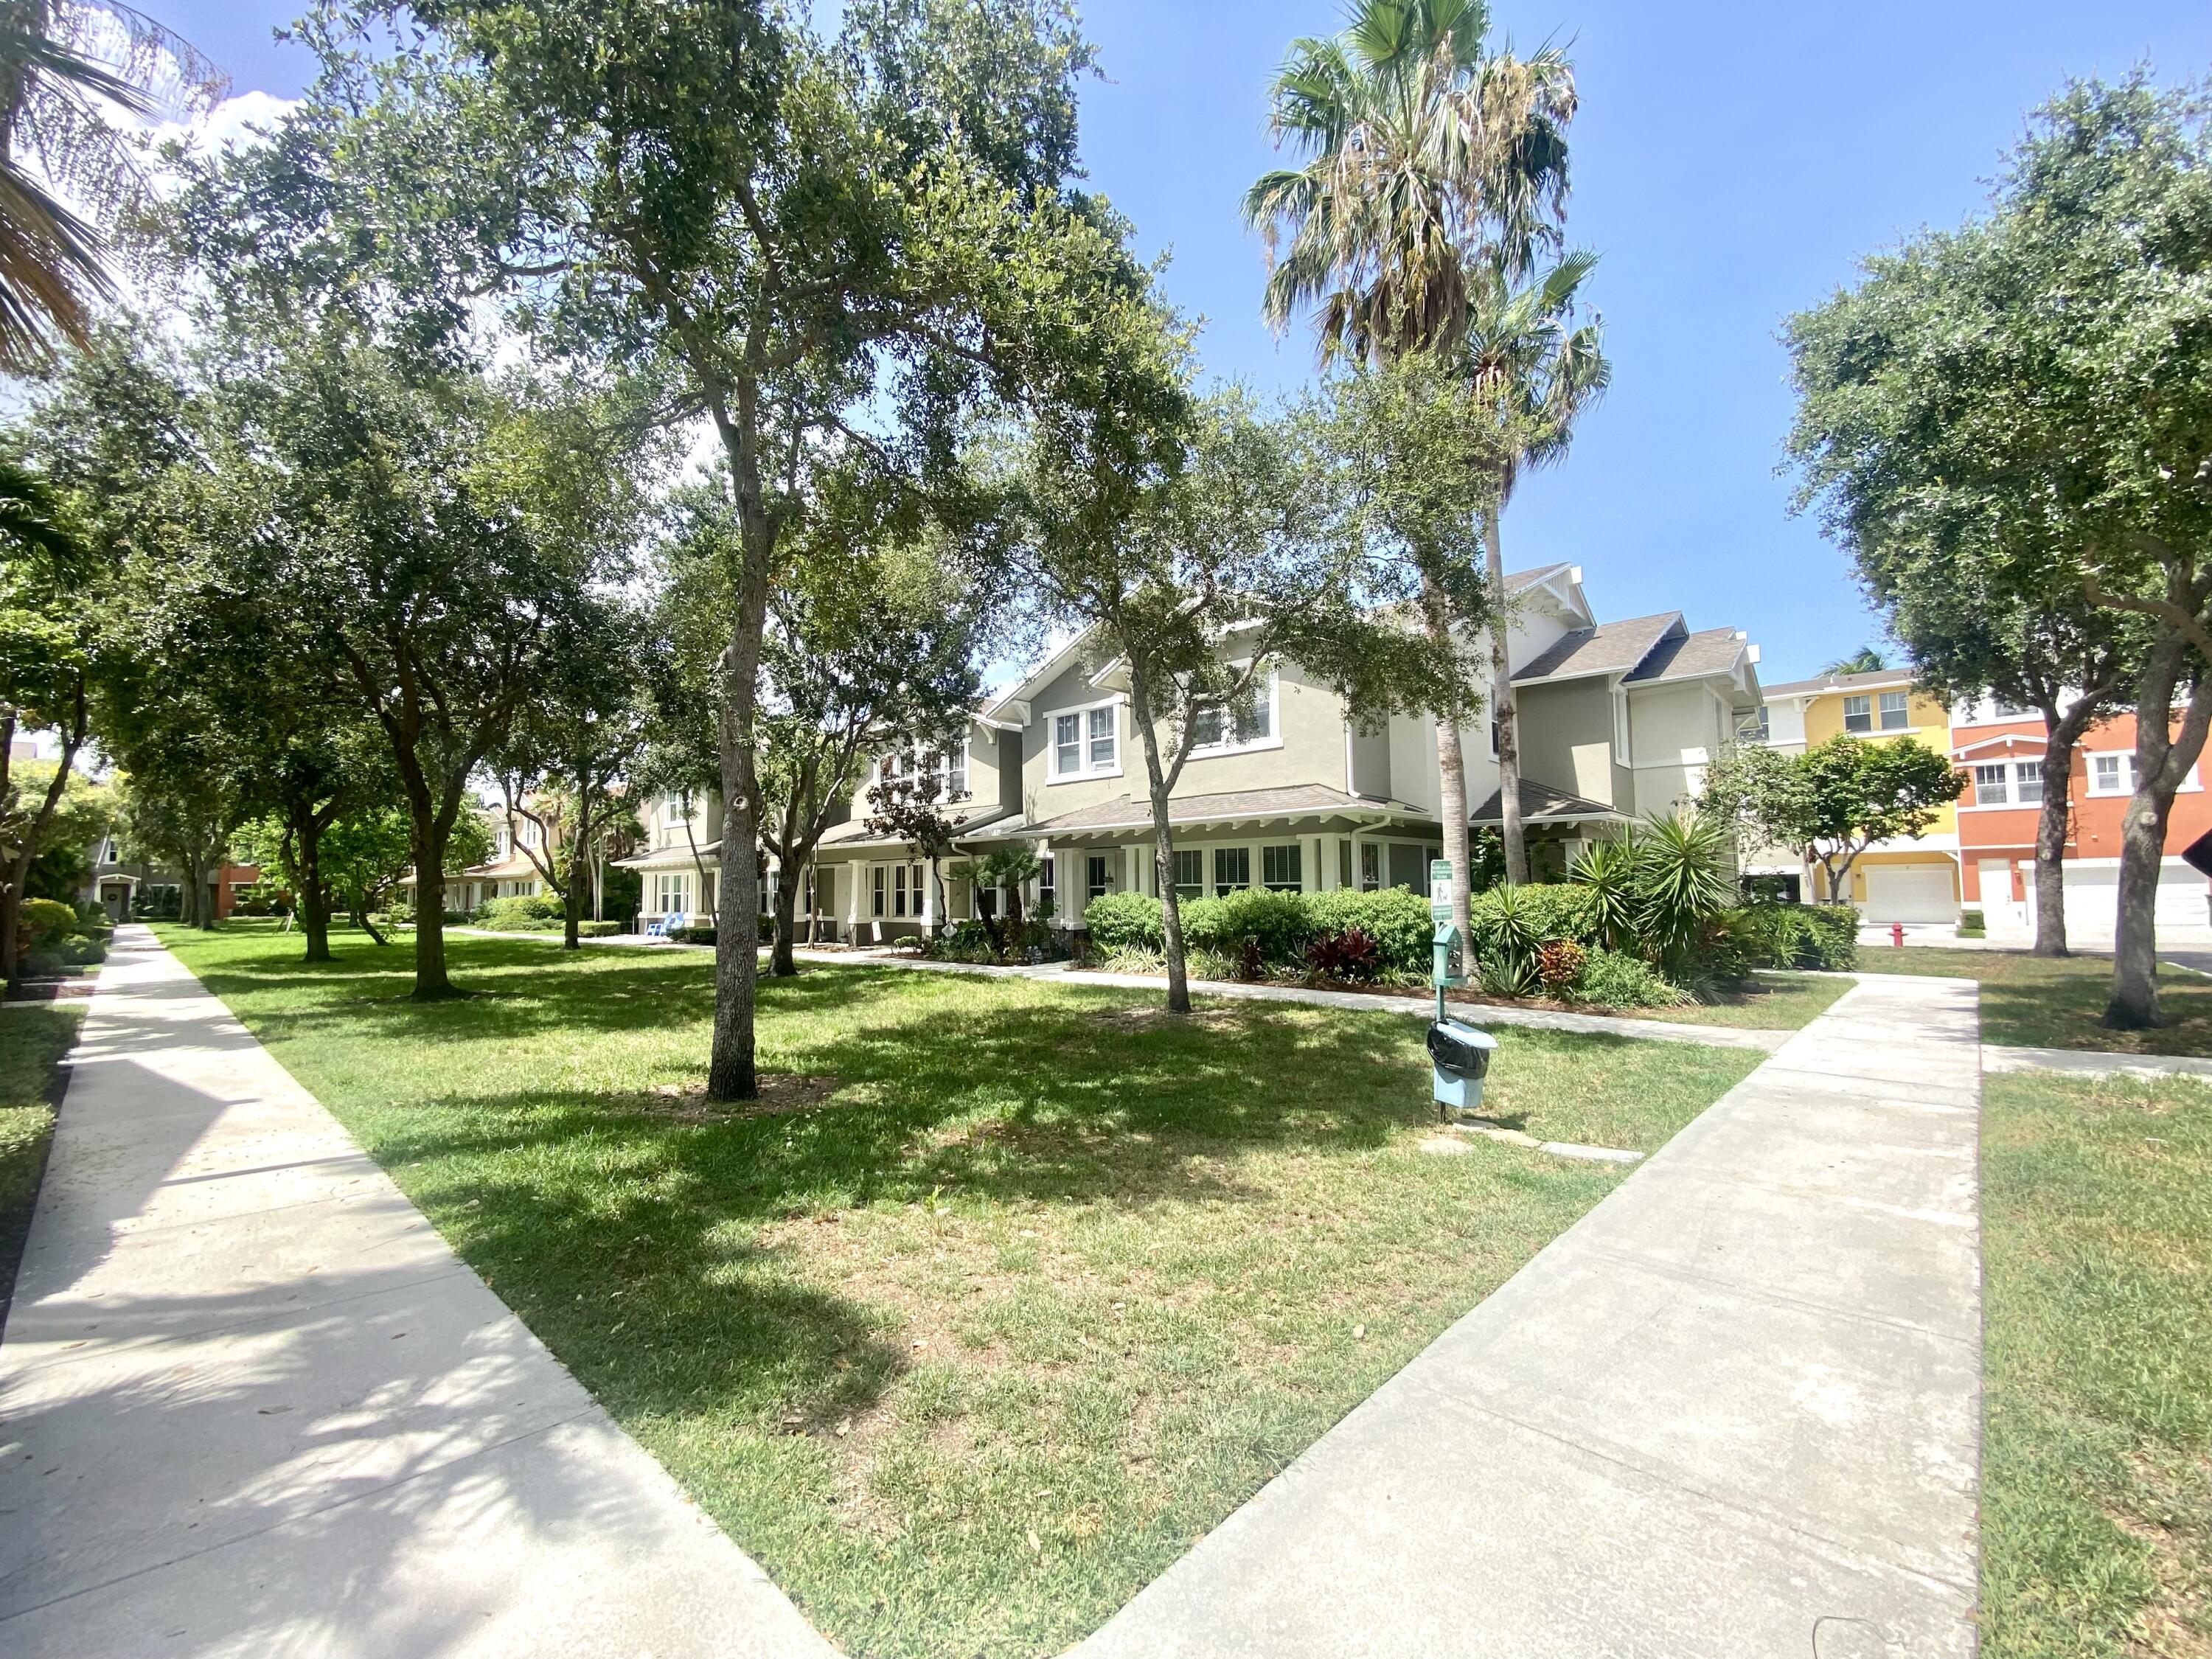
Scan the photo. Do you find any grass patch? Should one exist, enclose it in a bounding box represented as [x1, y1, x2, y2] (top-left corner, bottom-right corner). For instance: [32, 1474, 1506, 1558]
[1869, 949, 2212, 1056]
[0, 1004, 83, 1328]
[156, 920, 1758, 1658]
[1982, 1071, 2212, 1656]
[1632, 970, 1850, 1030]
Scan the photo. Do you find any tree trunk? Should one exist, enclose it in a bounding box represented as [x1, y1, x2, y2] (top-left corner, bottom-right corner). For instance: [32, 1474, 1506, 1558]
[1434, 712, 1474, 970]
[706, 527, 772, 1102]
[410, 821, 456, 1000]
[296, 812, 333, 963]
[771, 872, 799, 978]
[2104, 641, 2212, 1029]
[1484, 506, 1529, 886]
[2028, 708, 2095, 959]
[563, 866, 583, 950]
[1124, 657, 1191, 1013]
[352, 897, 389, 947]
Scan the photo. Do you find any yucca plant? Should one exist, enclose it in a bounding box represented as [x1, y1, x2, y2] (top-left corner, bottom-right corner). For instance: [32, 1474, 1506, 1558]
[1633, 812, 1736, 972]
[1568, 833, 1638, 950]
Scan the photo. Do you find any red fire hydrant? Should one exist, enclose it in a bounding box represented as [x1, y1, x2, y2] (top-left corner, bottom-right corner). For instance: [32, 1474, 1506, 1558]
[1891, 923, 1905, 948]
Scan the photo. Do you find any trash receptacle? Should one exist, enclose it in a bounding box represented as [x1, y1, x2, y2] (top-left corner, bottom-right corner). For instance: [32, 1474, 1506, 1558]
[1427, 1018, 1500, 1118]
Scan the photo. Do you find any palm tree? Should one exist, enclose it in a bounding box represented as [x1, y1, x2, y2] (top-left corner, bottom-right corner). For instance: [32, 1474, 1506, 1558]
[0, 1, 222, 372]
[1245, 0, 1578, 917]
[1461, 251, 1609, 882]
[1823, 646, 1888, 675]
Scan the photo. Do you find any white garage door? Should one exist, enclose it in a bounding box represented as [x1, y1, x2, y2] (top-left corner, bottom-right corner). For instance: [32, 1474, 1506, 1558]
[2052, 862, 2210, 936]
[1863, 864, 1957, 922]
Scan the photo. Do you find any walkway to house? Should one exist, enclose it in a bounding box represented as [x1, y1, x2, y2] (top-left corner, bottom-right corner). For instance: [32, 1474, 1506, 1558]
[0, 926, 835, 1659]
[1073, 972, 1985, 1659]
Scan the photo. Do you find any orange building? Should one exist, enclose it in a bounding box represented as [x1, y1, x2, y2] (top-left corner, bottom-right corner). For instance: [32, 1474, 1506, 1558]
[1952, 699, 2212, 939]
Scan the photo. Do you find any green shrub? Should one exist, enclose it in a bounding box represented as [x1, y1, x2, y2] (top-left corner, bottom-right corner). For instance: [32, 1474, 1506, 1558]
[577, 919, 622, 939]
[670, 925, 717, 945]
[1101, 945, 1166, 975]
[1570, 947, 1689, 1009]
[1958, 907, 1986, 937]
[1467, 883, 1594, 958]
[1179, 888, 1314, 967]
[18, 897, 76, 950]
[59, 934, 105, 966]
[1733, 902, 1858, 972]
[923, 921, 1002, 964]
[1568, 839, 1639, 950]
[474, 893, 565, 929]
[1633, 813, 1736, 971]
[1083, 891, 1163, 953]
[1304, 887, 1432, 973]
[21, 948, 65, 978]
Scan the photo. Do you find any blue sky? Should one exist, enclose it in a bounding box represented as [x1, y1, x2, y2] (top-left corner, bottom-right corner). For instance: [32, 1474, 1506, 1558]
[163, 0, 2212, 682]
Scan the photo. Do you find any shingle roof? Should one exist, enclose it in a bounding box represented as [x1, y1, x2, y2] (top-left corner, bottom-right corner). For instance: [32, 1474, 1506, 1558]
[1512, 613, 1684, 685]
[1623, 626, 1747, 685]
[815, 801, 1015, 849]
[1467, 779, 1624, 824]
[1021, 785, 1423, 838]
[1761, 667, 1914, 698]
[1506, 562, 1573, 592]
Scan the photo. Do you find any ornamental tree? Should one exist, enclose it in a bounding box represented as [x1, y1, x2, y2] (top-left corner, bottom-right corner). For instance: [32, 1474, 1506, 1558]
[1700, 734, 1963, 911]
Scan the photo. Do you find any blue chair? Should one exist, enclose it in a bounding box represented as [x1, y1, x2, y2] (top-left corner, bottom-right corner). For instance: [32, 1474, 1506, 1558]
[644, 914, 667, 939]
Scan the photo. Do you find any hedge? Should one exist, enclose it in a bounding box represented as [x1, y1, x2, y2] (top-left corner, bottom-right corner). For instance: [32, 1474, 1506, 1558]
[474, 893, 565, 928]
[1736, 902, 1857, 972]
[1084, 888, 1436, 975]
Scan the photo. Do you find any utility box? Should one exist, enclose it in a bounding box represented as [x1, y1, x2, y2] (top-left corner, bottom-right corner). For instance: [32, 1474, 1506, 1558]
[1431, 921, 1466, 987]
[1427, 1019, 1499, 1117]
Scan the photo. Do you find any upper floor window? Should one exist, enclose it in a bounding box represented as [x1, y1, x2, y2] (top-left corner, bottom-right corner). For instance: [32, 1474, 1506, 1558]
[1048, 700, 1120, 781]
[1843, 695, 1871, 732]
[1992, 698, 2036, 720]
[2016, 760, 2044, 805]
[2090, 753, 2136, 796]
[1189, 674, 1277, 754]
[1973, 763, 2009, 807]
[1736, 707, 1770, 744]
[1879, 690, 1909, 729]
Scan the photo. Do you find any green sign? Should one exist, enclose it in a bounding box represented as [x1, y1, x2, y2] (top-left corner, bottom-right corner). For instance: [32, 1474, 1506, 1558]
[1430, 858, 1453, 922]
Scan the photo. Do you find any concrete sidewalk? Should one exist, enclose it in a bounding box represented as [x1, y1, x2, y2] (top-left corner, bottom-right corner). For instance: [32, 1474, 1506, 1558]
[0, 927, 835, 1659]
[1074, 973, 1983, 1659]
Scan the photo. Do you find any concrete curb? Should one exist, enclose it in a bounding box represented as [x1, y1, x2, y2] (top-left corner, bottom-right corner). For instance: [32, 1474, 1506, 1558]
[1981, 1043, 2212, 1082]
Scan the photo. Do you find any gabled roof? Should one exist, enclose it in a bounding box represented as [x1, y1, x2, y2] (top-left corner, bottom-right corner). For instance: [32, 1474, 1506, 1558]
[1468, 779, 1624, 824]
[1512, 613, 1686, 686]
[1624, 626, 1751, 686]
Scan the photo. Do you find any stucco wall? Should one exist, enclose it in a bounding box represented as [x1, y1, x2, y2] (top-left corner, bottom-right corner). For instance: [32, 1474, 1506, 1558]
[1517, 678, 1616, 806]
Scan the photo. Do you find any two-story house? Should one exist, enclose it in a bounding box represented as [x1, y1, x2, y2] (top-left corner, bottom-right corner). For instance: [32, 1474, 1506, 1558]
[751, 565, 1764, 942]
[1747, 666, 1961, 922]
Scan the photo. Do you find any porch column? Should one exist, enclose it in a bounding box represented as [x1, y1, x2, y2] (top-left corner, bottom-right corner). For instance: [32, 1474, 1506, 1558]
[844, 860, 866, 944]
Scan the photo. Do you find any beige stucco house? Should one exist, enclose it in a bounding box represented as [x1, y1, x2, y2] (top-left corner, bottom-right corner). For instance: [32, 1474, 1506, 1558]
[619, 566, 1764, 940]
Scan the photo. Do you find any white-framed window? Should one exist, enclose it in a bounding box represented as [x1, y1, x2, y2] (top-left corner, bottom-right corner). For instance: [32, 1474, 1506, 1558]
[1843, 695, 1871, 734]
[1878, 690, 1909, 730]
[1972, 763, 2008, 807]
[1046, 698, 1121, 782]
[1039, 855, 1056, 913]
[872, 866, 886, 917]
[1189, 672, 1279, 756]
[1262, 844, 1302, 892]
[2090, 753, 2136, 796]
[655, 872, 687, 915]
[1360, 842, 1381, 892]
[1086, 854, 1112, 902]
[2016, 760, 2044, 805]
[1214, 846, 1251, 894]
[1173, 848, 1203, 900]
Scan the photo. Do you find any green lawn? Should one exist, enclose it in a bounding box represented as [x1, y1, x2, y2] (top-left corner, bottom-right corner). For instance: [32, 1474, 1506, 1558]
[157, 922, 1759, 1659]
[1634, 970, 1851, 1030]
[0, 1005, 83, 1327]
[1982, 1071, 2212, 1657]
[1865, 948, 2212, 1056]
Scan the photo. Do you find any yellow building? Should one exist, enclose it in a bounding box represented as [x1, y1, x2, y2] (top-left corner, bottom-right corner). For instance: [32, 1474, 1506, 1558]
[1753, 667, 1960, 922]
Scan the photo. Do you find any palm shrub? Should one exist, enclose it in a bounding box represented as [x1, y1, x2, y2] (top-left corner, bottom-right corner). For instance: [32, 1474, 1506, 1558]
[1568, 836, 1639, 949]
[1632, 813, 1736, 975]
